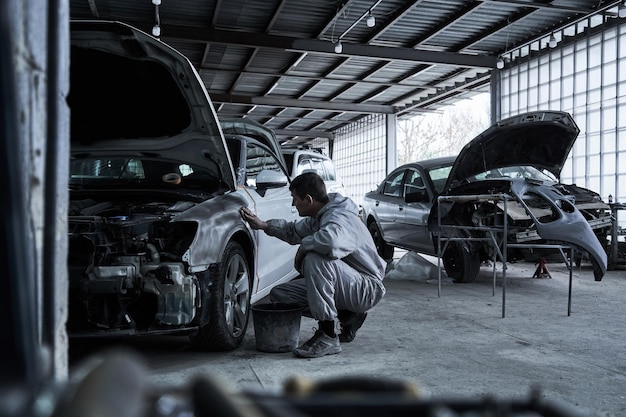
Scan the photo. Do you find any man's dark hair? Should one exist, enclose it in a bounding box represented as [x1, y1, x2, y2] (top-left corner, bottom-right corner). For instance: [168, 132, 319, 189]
[290, 172, 329, 203]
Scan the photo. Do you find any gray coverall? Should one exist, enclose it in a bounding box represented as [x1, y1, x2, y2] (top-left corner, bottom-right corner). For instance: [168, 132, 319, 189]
[265, 193, 386, 321]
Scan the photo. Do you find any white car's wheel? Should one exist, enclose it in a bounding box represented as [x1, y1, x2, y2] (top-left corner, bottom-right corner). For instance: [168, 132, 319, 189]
[193, 241, 251, 351]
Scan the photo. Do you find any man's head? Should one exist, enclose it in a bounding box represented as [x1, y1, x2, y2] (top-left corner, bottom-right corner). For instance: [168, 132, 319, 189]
[289, 172, 329, 217]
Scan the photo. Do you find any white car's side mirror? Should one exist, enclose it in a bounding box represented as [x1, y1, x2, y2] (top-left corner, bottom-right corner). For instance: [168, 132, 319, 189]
[256, 170, 288, 188]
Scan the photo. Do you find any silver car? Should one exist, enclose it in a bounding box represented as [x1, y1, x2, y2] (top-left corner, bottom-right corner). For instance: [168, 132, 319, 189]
[362, 111, 610, 283]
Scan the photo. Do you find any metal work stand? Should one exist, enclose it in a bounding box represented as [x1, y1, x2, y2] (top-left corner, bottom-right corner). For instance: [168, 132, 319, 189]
[608, 202, 626, 269]
[436, 193, 575, 318]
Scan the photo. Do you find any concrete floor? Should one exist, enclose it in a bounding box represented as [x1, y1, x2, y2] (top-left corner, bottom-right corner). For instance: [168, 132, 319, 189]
[71, 251, 626, 417]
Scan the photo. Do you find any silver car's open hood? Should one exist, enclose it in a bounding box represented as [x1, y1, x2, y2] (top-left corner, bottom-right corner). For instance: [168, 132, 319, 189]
[446, 111, 579, 190]
[69, 20, 235, 190]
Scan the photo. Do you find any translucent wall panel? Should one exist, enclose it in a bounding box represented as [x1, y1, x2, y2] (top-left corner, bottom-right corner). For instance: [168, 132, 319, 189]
[332, 114, 387, 205]
[499, 23, 626, 208]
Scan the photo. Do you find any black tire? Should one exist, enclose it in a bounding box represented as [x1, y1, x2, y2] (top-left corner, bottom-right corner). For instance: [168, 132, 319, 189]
[368, 221, 394, 260]
[193, 241, 251, 351]
[442, 240, 481, 283]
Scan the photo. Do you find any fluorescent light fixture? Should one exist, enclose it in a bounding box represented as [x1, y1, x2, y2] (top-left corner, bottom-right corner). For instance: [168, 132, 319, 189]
[152, 0, 161, 37]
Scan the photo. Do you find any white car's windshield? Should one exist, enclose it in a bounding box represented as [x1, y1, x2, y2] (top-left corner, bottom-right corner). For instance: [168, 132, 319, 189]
[69, 158, 219, 191]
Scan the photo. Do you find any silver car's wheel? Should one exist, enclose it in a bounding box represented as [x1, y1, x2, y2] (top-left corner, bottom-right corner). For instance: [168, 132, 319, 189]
[442, 240, 481, 283]
[368, 221, 394, 260]
[193, 241, 251, 351]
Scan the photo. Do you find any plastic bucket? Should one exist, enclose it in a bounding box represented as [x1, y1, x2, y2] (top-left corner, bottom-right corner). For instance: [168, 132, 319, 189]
[251, 303, 303, 353]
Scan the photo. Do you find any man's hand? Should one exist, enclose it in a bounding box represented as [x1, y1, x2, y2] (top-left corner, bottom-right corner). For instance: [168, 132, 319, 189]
[240, 207, 268, 231]
[294, 246, 305, 273]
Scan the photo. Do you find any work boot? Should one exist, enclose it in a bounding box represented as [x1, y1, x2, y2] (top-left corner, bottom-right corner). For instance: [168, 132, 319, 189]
[294, 330, 341, 358]
[338, 312, 367, 343]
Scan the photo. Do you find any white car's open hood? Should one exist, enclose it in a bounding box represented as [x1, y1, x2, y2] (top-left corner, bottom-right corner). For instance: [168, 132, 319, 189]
[69, 20, 235, 190]
[446, 111, 579, 190]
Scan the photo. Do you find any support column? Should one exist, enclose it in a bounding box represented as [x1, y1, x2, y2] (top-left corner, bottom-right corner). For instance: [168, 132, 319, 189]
[386, 113, 397, 174]
[490, 69, 501, 123]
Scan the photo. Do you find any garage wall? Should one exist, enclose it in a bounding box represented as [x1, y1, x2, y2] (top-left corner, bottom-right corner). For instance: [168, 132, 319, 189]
[499, 19, 626, 209]
[332, 114, 390, 205]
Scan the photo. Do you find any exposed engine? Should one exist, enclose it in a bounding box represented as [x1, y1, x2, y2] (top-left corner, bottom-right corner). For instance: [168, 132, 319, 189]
[67, 198, 200, 335]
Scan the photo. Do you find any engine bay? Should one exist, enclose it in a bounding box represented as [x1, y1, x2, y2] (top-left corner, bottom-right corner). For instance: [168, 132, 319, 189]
[67, 198, 200, 335]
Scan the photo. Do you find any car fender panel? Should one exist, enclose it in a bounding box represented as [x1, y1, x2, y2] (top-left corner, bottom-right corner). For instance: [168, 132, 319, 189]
[173, 191, 251, 269]
[432, 179, 607, 281]
[509, 180, 607, 281]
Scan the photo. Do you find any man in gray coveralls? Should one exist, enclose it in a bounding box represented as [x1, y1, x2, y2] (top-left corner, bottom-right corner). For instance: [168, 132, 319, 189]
[241, 172, 386, 358]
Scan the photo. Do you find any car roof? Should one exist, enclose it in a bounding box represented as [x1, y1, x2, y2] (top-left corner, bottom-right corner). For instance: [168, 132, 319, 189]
[393, 156, 456, 173]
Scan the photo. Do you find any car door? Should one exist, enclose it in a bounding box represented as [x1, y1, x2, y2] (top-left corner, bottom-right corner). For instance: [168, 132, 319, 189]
[295, 153, 314, 177]
[242, 142, 300, 295]
[308, 156, 326, 179]
[373, 169, 407, 244]
[396, 169, 434, 254]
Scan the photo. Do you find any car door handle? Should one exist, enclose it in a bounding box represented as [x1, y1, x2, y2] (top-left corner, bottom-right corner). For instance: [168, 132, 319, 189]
[375, 201, 380, 206]
[398, 205, 404, 211]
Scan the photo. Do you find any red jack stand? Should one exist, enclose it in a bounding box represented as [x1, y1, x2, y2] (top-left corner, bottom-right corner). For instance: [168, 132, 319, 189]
[533, 257, 551, 278]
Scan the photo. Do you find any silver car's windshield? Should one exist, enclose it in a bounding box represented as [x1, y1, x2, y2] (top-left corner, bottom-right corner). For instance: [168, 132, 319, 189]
[468, 165, 557, 183]
[427, 165, 453, 194]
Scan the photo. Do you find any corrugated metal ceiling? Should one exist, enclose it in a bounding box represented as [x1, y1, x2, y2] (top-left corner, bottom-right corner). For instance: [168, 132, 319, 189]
[69, 0, 623, 145]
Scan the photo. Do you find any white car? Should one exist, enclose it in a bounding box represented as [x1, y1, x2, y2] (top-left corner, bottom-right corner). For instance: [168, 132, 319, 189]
[67, 20, 299, 351]
[282, 147, 346, 195]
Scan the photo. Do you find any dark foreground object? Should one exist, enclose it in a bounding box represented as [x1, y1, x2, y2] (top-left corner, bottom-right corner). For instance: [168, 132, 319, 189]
[49, 352, 584, 417]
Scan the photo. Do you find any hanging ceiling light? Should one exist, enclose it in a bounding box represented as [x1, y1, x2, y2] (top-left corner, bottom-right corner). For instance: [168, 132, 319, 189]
[366, 10, 375, 28]
[619, 1, 626, 18]
[548, 33, 557, 48]
[152, 0, 161, 37]
[496, 57, 505, 70]
[334, 41, 343, 54]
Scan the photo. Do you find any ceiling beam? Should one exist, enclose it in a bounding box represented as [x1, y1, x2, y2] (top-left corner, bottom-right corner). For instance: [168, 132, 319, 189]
[210, 93, 395, 113]
[272, 129, 334, 139]
[477, 0, 612, 14]
[198, 66, 436, 90]
[217, 112, 336, 123]
[396, 73, 491, 116]
[159, 26, 497, 68]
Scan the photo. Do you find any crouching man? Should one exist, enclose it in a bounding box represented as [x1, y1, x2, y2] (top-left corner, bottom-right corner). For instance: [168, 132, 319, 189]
[241, 172, 386, 358]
